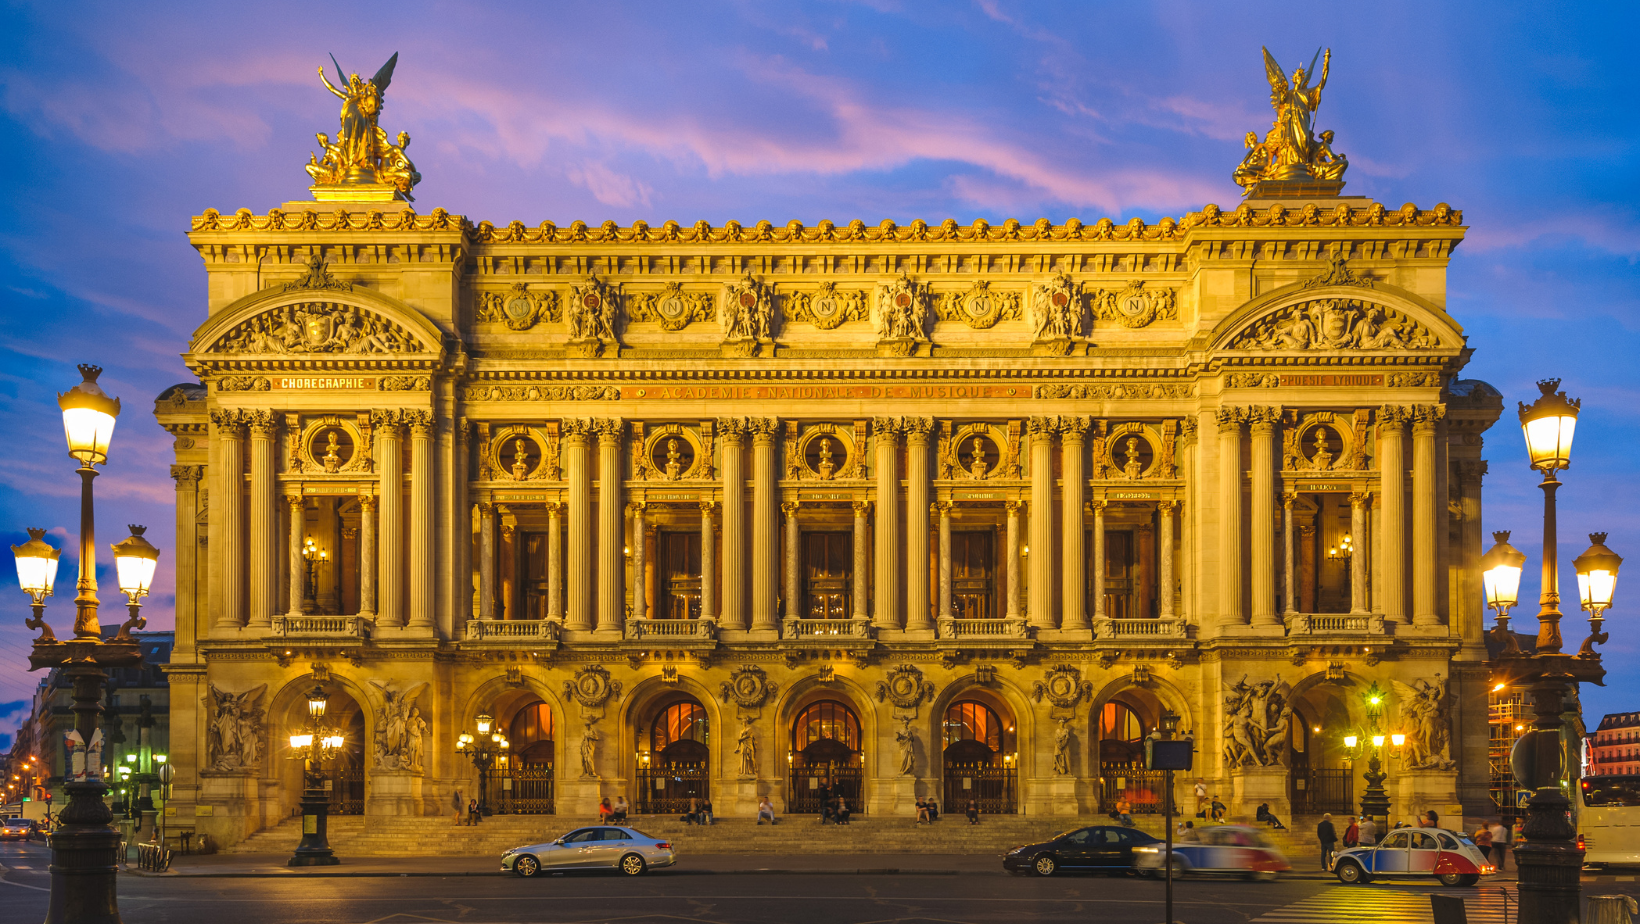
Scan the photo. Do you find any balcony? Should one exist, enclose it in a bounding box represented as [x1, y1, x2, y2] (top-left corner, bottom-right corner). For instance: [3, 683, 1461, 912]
[1287, 613, 1386, 636]
[463, 618, 562, 649]
[267, 615, 371, 641]
[779, 618, 876, 651]
[935, 617, 1032, 641]
[1094, 617, 1190, 640]
[622, 617, 718, 651]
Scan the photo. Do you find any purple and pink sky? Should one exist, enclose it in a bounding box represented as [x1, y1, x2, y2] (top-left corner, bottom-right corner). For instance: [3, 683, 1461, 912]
[2, 1, 1638, 747]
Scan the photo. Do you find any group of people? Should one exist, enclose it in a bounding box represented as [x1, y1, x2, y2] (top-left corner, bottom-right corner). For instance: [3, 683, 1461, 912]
[815, 786, 852, 824]
[596, 797, 630, 824]
[1192, 780, 1227, 822]
[450, 791, 484, 826]
[1315, 812, 1517, 871]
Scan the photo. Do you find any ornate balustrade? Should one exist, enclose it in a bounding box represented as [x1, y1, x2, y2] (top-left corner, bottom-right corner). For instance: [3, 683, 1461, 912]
[267, 615, 372, 640]
[1094, 617, 1190, 640]
[1287, 613, 1385, 636]
[462, 618, 562, 648]
[780, 618, 875, 641]
[624, 617, 717, 642]
[935, 617, 1032, 640]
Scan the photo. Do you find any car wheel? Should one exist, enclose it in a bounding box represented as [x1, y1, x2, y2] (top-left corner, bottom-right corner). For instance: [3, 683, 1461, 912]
[1459, 874, 1480, 887]
[1169, 857, 1188, 878]
[1033, 855, 1058, 877]
[1438, 872, 1468, 887]
[1335, 861, 1366, 885]
[619, 853, 647, 876]
[1250, 871, 1278, 882]
[513, 855, 540, 878]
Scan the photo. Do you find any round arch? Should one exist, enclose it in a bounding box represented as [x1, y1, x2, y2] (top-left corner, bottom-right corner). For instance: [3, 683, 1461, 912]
[927, 674, 1035, 815]
[771, 671, 880, 815]
[263, 674, 374, 816]
[1207, 280, 1467, 354]
[458, 673, 573, 812]
[187, 283, 446, 359]
[619, 673, 724, 814]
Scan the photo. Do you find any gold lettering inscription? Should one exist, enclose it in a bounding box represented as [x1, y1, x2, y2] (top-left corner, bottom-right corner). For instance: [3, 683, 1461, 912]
[1277, 374, 1383, 387]
[273, 376, 378, 390]
[622, 384, 1026, 400]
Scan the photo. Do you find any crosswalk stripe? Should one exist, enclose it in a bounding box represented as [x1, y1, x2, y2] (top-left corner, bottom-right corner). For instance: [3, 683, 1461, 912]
[1253, 885, 1519, 923]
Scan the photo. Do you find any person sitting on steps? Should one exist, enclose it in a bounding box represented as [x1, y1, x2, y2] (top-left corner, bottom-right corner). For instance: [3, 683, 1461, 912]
[1210, 795, 1226, 823]
[819, 785, 833, 825]
[700, 800, 714, 826]
[965, 799, 980, 825]
[1111, 797, 1135, 827]
[916, 798, 929, 824]
[1255, 802, 1286, 830]
[681, 797, 700, 825]
[612, 795, 628, 824]
[926, 799, 940, 823]
[598, 798, 613, 823]
[757, 796, 776, 825]
[835, 796, 851, 825]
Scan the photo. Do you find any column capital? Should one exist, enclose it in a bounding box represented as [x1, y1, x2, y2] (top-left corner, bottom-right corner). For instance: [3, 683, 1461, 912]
[934, 500, 952, 516]
[170, 464, 203, 486]
[871, 416, 900, 440]
[404, 409, 435, 437]
[1180, 417, 1199, 445]
[627, 500, 647, 517]
[748, 417, 780, 444]
[852, 499, 872, 515]
[210, 408, 248, 435]
[369, 408, 405, 433]
[1376, 404, 1412, 429]
[902, 416, 934, 442]
[1247, 405, 1283, 434]
[246, 409, 279, 438]
[780, 500, 800, 517]
[1214, 407, 1245, 433]
[717, 416, 748, 442]
[475, 500, 495, 515]
[1026, 416, 1059, 441]
[542, 500, 563, 516]
[359, 493, 378, 511]
[1349, 489, 1371, 508]
[699, 499, 718, 514]
[592, 417, 625, 445]
[1454, 458, 1489, 487]
[1282, 490, 1297, 508]
[1005, 499, 1024, 513]
[1411, 403, 1447, 432]
[561, 417, 594, 442]
[1087, 499, 1107, 514]
[1158, 499, 1179, 514]
[285, 493, 305, 511]
[1057, 415, 1091, 441]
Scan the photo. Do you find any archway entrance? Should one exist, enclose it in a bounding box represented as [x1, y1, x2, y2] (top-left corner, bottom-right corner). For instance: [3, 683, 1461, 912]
[276, 686, 365, 816]
[788, 700, 865, 814]
[487, 700, 555, 814]
[1288, 684, 1354, 816]
[941, 700, 1017, 814]
[1096, 694, 1164, 815]
[636, 697, 709, 815]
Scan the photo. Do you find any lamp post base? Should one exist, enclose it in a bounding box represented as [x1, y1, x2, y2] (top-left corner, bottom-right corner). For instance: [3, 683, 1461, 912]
[288, 790, 340, 867]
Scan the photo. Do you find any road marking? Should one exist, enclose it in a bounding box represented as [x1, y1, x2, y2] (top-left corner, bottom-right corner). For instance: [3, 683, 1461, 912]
[1254, 885, 1518, 923]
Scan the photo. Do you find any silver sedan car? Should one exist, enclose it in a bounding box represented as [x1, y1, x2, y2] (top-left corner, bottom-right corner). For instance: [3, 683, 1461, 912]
[501, 825, 676, 877]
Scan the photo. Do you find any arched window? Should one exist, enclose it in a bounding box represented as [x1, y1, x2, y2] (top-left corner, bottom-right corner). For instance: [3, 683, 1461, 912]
[652, 700, 709, 762]
[943, 701, 1007, 752]
[508, 702, 554, 766]
[1098, 701, 1148, 766]
[793, 701, 861, 760]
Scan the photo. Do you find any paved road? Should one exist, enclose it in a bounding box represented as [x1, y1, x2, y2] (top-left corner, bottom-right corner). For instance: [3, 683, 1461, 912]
[0, 841, 1627, 924]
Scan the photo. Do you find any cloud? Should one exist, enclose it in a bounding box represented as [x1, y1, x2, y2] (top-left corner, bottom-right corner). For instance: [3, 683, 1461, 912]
[567, 162, 654, 209]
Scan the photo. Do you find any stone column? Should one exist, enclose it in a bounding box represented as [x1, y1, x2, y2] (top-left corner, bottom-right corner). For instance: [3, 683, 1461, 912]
[247, 412, 278, 629]
[699, 501, 717, 622]
[903, 418, 933, 631]
[1059, 417, 1089, 631]
[1005, 500, 1022, 620]
[373, 411, 405, 627]
[872, 418, 901, 630]
[1411, 404, 1445, 627]
[1350, 491, 1370, 615]
[783, 501, 802, 621]
[1378, 406, 1408, 624]
[1215, 408, 1245, 627]
[1091, 500, 1107, 623]
[1282, 492, 1297, 618]
[545, 502, 562, 621]
[594, 418, 625, 633]
[1454, 461, 1488, 647]
[1299, 524, 1317, 613]
[476, 502, 495, 620]
[407, 412, 435, 629]
[1158, 501, 1176, 619]
[936, 501, 953, 619]
[750, 418, 780, 630]
[213, 411, 247, 629]
[1248, 407, 1280, 627]
[1027, 417, 1057, 629]
[717, 420, 747, 629]
[852, 500, 870, 621]
[563, 419, 593, 631]
[286, 494, 306, 618]
[630, 503, 647, 622]
[169, 465, 202, 652]
[358, 495, 376, 619]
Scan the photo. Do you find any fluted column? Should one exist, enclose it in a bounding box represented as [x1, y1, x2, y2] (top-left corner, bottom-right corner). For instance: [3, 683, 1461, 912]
[630, 502, 647, 622]
[936, 501, 953, 619]
[750, 418, 780, 630]
[1350, 491, 1369, 615]
[1060, 417, 1090, 631]
[563, 419, 593, 631]
[407, 412, 435, 629]
[1248, 407, 1280, 627]
[698, 501, 717, 622]
[357, 494, 376, 618]
[477, 502, 496, 620]
[1412, 404, 1445, 627]
[852, 500, 870, 620]
[285, 494, 305, 618]
[1027, 417, 1057, 629]
[595, 418, 625, 633]
[1158, 501, 1176, 619]
[1091, 500, 1107, 623]
[1005, 500, 1022, 619]
[1282, 492, 1297, 618]
[872, 418, 901, 630]
[1215, 408, 1245, 627]
[372, 411, 405, 627]
[246, 412, 277, 629]
[717, 420, 747, 630]
[545, 502, 562, 621]
[783, 501, 801, 620]
[1378, 406, 1408, 624]
[903, 417, 933, 631]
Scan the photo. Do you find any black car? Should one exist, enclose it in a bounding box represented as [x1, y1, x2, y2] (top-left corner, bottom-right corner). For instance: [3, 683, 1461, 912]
[1003, 825, 1161, 876]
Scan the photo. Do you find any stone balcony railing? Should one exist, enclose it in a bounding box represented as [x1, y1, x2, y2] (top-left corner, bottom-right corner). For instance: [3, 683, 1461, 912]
[464, 618, 562, 643]
[781, 618, 876, 641]
[1287, 613, 1385, 635]
[935, 616, 1032, 641]
[1093, 617, 1190, 640]
[268, 615, 372, 640]
[625, 617, 717, 642]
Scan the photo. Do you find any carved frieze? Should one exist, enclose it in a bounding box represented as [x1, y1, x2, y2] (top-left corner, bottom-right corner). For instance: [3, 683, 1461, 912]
[873, 273, 930, 351]
[786, 282, 868, 330]
[217, 375, 271, 392]
[460, 384, 621, 401]
[720, 664, 779, 709]
[566, 276, 621, 356]
[629, 282, 714, 331]
[875, 663, 935, 709]
[1030, 272, 1084, 342]
[477, 283, 561, 330]
[1031, 665, 1092, 709]
[1091, 281, 1178, 329]
[210, 301, 428, 355]
[205, 684, 267, 772]
[936, 280, 1021, 329]
[720, 274, 775, 348]
[563, 664, 622, 709]
[1229, 297, 1440, 351]
[1035, 383, 1193, 400]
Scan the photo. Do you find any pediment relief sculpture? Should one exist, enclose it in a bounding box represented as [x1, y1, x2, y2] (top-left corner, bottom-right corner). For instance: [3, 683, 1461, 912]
[1228, 297, 1440, 352]
[283, 255, 352, 293]
[629, 282, 714, 332]
[873, 274, 931, 353]
[786, 282, 868, 330]
[210, 301, 429, 355]
[478, 283, 561, 331]
[936, 280, 1021, 329]
[566, 276, 621, 357]
[1030, 273, 1084, 342]
[1092, 281, 1178, 329]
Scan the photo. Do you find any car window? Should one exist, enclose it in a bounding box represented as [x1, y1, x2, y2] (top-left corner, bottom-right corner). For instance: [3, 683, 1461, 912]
[1412, 833, 1439, 850]
[1382, 832, 1410, 849]
[599, 828, 630, 840]
[1099, 829, 1126, 844]
[1061, 829, 1090, 846]
[1437, 833, 1461, 850]
[562, 829, 598, 844]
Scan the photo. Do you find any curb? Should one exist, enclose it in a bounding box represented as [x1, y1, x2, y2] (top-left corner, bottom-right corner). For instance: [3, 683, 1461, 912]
[124, 866, 969, 879]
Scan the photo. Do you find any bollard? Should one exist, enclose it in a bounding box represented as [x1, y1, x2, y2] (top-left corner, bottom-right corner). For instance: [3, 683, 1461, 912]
[1589, 894, 1640, 924]
[1431, 894, 1468, 924]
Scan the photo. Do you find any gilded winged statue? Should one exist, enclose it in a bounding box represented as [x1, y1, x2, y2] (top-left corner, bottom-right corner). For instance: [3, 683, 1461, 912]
[1233, 47, 1348, 192]
[305, 52, 421, 200]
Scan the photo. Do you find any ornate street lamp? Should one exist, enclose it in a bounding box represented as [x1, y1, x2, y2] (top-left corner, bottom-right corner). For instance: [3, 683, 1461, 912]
[456, 713, 509, 816]
[1483, 531, 1528, 654]
[1487, 378, 1614, 924]
[287, 685, 343, 866]
[10, 364, 147, 924]
[110, 526, 160, 642]
[1355, 681, 1391, 834]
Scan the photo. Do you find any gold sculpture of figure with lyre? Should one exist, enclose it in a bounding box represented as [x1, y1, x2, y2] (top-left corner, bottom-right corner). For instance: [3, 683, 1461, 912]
[1233, 47, 1348, 197]
[304, 52, 421, 201]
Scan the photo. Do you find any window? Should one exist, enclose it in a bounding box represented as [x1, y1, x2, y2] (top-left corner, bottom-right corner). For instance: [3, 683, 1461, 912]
[952, 532, 994, 620]
[943, 701, 1005, 751]
[803, 532, 852, 619]
[793, 701, 860, 753]
[562, 829, 598, 844]
[508, 703, 554, 765]
[1412, 833, 1439, 850]
[1383, 832, 1410, 849]
[597, 828, 630, 840]
[1062, 829, 1091, 846]
[1437, 834, 1460, 850]
[661, 532, 702, 619]
[653, 701, 709, 753]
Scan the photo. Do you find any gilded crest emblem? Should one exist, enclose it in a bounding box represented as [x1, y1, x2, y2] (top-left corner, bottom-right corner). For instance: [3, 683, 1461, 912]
[1031, 664, 1092, 708]
[563, 664, 622, 709]
[303, 311, 336, 347]
[786, 282, 866, 331]
[720, 664, 779, 709]
[504, 291, 535, 324]
[875, 663, 935, 709]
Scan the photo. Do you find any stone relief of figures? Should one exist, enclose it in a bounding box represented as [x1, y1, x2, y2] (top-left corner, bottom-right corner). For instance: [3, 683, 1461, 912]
[368, 680, 429, 772]
[1090, 281, 1178, 329]
[1053, 718, 1073, 775]
[1030, 273, 1084, 341]
[566, 277, 621, 351]
[1229, 298, 1438, 352]
[785, 282, 869, 330]
[629, 282, 714, 332]
[735, 716, 758, 777]
[935, 280, 1021, 329]
[874, 274, 931, 344]
[1222, 675, 1293, 769]
[895, 719, 917, 776]
[579, 721, 601, 779]
[1392, 679, 1456, 771]
[477, 282, 560, 331]
[213, 302, 423, 355]
[720, 274, 775, 345]
[205, 684, 267, 772]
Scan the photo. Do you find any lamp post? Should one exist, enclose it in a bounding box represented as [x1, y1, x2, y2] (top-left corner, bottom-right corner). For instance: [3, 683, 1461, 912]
[1347, 681, 1392, 834]
[10, 364, 149, 924]
[1483, 378, 1615, 924]
[287, 685, 344, 866]
[456, 714, 509, 816]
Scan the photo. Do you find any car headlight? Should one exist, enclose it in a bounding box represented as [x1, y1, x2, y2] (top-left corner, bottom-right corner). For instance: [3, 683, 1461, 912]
[1008, 846, 1025, 855]
[1134, 847, 1160, 854]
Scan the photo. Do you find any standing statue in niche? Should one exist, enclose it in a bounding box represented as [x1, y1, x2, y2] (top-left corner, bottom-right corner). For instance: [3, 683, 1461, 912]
[579, 722, 601, 779]
[895, 720, 917, 776]
[1053, 718, 1073, 775]
[367, 680, 428, 771]
[735, 716, 758, 777]
[1392, 679, 1456, 770]
[405, 706, 428, 771]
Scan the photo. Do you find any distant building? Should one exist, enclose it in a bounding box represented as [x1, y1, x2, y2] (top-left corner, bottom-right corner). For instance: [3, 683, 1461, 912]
[1588, 712, 1640, 779]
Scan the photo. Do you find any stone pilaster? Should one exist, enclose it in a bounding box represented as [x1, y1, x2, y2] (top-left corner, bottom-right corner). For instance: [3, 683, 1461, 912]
[562, 418, 594, 631]
[1090, 500, 1107, 622]
[1059, 416, 1089, 631]
[1350, 491, 1369, 615]
[1214, 408, 1245, 627]
[212, 410, 246, 630]
[1377, 406, 1409, 624]
[169, 464, 202, 652]
[782, 501, 801, 620]
[852, 500, 870, 620]
[1248, 406, 1281, 627]
[1158, 500, 1176, 620]
[630, 502, 647, 622]
[903, 417, 933, 631]
[936, 501, 953, 619]
[1027, 416, 1057, 629]
[1282, 491, 1297, 618]
[407, 411, 435, 629]
[699, 500, 717, 622]
[372, 410, 405, 627]
[1412, 404, 1446, 627]
[545, 502, 562, 621]
[477, 501, 496, 620]
[872, 417, 901, 630]
[247, 411, 278, 629]
[594, 417, 625, 633]
[285, 494, 305, 618]
[718, 418, 747, 630]
[750, 417, 780, 631]
[1005, 500, 1022, 619]
[358, 494, 376, 618]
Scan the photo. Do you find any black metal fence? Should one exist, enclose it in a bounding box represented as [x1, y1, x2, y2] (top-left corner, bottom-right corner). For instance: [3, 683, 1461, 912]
[1291, 768, 1353, 815]
[486, 765, 556, 815]
[788, 766, 866, 814]
[329, 767, 365, 815]
[635, 763, 709, 815]
[1099, 765, 1169, 814]
[942, 763, 1017, 815]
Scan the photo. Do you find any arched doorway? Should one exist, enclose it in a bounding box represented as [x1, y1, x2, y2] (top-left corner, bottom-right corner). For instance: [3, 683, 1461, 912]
[636, 697, 709, 814]
[1096, 696, 1163, 816]
[492, 701, 555, 814]
[275, 685, 365, 817]
[789, 700, 865, 814]
[941, 700, 1017, 814]
[1287, 683, 1354, 816]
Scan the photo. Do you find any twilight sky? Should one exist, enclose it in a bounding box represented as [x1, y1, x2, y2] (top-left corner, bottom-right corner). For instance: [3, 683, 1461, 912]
[2, 0, 1638, 748]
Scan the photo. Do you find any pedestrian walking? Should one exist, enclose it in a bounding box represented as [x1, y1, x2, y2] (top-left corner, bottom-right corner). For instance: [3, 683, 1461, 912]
[451, 790, 463, 826]
[1342, 816, 1360, 849]
[1194, 778, 1208, 819]
[1489, 820, 1510, 871]
[1474, 824, 1493, 864]
[1317, 813, 1338, 870]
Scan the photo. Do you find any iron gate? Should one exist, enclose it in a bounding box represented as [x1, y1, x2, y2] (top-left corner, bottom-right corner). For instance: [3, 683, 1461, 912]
[942, 763, 1017, 814]
[487, 765, 556, 814]
[1291, 768, 1353, 815]
[328, 767, 364, 815]
[635, 762, 709, 815]
[1098, 766, 1168, 814]
[787, 765, 866, 814]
